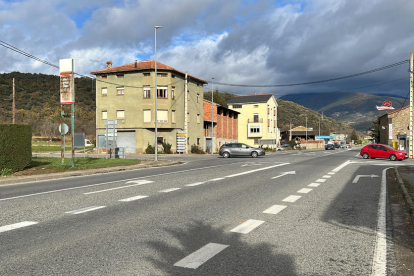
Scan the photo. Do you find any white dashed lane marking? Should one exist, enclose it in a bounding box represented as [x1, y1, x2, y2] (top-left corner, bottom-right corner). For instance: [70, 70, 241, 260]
[263, 205, 287, 214]
[174, 243, 229, 269]
[210, 178, 225, 181]
[159, 188, 181, 193]
[322, 175, 331, 178]
[84, 180, 153, 195]
[316, 179, 326, 183]
[65, 206, 106, 215]
[308, 183, 320, 187]
[297, 188, 312, 194]
[185, 182, 206, 187]
[118, 195, 148, 202]
[230, 219, 265, 234]
[282, 195, 302, 202]
[328, 172, 335, 175]
[0, 221, 38, 233]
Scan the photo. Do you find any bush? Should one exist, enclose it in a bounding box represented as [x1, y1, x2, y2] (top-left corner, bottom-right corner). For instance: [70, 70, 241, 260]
[191, 144, 205, 154]
[145, 144, 155, 154]
[288, 139, 296, 148]
[162, 141, 172, 154]
[0, 123, 32, 172]
[1, 168, 13, 176]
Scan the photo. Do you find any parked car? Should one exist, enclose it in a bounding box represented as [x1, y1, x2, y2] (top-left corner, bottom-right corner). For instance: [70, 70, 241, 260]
[325, 144, 335, 150]
[219, 143, 265, 158]
[277, 144, 292, 151]
[360, 144, 407, 161]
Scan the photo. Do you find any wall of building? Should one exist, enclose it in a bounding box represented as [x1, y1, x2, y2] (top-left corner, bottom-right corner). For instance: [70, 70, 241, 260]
[380, 107, 409, 146]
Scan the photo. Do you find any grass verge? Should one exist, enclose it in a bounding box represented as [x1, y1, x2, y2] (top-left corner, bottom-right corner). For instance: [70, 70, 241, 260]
[8, 156, 141, 177]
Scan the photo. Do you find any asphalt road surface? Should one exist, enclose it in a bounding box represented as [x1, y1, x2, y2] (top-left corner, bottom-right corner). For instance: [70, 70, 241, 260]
[0, 149, 408, 275]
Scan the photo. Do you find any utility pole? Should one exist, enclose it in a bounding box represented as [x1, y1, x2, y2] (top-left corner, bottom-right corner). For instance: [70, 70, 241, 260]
[305, 116, 308, 150]
[289, 121, 292, 141]
[211, 78, 214, 154]
[410, 52, 414, 158]
[12, 78, 15, 124]
[184, 73, 188, 154]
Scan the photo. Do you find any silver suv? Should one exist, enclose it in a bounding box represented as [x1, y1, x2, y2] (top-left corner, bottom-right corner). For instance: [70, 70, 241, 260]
[219, 143, 265, 158]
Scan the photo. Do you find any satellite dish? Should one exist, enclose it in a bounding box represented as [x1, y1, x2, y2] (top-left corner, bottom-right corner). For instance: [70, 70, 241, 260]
[59, 123, 69, 134]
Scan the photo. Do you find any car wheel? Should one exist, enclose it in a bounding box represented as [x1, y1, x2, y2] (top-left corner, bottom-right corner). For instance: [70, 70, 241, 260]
[362, 153, 369, 159]
[223, 152, 230, 158]
[251, 151, 258, 158]
[389, 154, 397, 161]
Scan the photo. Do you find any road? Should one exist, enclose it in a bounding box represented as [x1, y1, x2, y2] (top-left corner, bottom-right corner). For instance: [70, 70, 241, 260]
[0, 149, 407, 275]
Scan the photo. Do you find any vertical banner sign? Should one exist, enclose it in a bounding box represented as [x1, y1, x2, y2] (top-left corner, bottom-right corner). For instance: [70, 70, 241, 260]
[389, 124, 393, 139]
[59, 59, 75, 104]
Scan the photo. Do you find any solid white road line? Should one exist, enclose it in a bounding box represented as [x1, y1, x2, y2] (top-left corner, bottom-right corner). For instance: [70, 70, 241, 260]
[282, 195, 302, 202]
[371, 168, 389, 276]
[185, 182, 206, 187]
[0, 221, 38, 233]
[174, 243, 229, 269]
[316, 179, 326, 183]
[225, 163, 289, 178]
[210, 178, 225, 181]
[83, 180, 153, 195]
[263, 205, 287, 214]
[322, 175, 331, 178]
[159, 188, 181, 193]
[230, 219, 265, 234]
[65, 206, 106, 215]
[118, 195, 148, 202]
[297, 188, 312, 194]
[308, 183, 320, 187]
[332, 160, 352, 172]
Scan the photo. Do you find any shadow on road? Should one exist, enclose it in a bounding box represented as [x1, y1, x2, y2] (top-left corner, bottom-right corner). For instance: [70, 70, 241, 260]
[146, 220, 297, 276]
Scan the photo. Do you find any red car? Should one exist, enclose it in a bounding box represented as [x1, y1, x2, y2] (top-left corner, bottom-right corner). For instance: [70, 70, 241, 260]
[360, 144, 407, 161]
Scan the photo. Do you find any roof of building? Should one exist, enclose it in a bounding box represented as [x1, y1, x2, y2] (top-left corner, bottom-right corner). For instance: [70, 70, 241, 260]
[387, 105, 409, 115]
[227, 94, 275, 104]
[90, 60, 208, 84]
[203, 99, 240, 114]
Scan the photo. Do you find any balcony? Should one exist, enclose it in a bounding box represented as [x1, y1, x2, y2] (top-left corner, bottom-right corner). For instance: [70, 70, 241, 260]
[247, 118, 263, 123]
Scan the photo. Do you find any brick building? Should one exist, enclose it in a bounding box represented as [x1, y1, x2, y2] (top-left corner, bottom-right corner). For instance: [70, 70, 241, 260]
[203, 100, 239, 153]
[379, 105, 409, 150]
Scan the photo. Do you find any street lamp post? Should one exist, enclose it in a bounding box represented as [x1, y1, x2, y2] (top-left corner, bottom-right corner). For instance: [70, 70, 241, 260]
[211, 77, 214, 154]
[306, 116, 308, 150]
[154, 26, 162, 162]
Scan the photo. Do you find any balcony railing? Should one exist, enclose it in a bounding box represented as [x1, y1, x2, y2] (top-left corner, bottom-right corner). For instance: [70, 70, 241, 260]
[247, 118, 263, 123]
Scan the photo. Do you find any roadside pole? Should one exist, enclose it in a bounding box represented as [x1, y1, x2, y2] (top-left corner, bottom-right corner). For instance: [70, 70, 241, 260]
[184, 73, 188, 154]
[410, 52, 413, 158]
[12, 78, 15, 124]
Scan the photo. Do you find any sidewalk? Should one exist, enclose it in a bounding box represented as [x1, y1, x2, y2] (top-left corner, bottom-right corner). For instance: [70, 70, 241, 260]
[0, 159, 181, 186]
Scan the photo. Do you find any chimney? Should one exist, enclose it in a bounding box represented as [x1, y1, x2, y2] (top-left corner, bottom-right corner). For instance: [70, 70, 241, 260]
[106, 61, 112, 68]
[135, 60, 137, 68]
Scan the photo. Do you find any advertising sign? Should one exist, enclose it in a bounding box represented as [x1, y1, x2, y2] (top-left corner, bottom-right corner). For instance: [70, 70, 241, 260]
[376, 101, 394, 110]
[59, 59, 75, 104]
[389, 124, 393, 138]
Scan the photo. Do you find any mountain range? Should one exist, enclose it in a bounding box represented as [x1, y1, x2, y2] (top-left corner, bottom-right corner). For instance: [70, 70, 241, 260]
[279, 92, 407, 131]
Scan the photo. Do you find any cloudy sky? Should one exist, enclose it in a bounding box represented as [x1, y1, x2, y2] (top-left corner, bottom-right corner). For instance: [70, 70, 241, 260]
[1, 0, 413, 97]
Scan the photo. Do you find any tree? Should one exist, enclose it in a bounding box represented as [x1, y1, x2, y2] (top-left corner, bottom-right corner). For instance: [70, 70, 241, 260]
[370, 117, 381, 143]
[350, 130, 358, 141]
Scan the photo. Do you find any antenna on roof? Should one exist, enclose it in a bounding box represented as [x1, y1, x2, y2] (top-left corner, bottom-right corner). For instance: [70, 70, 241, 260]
[254, 91, 257, 95]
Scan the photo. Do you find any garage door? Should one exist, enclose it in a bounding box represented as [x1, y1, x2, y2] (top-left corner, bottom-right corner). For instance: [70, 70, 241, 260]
[117, 131, 136, 153]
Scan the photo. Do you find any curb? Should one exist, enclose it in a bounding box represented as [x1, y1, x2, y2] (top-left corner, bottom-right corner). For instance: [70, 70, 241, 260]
[0, 160, 182, 186]
[394, 167, 414, 224]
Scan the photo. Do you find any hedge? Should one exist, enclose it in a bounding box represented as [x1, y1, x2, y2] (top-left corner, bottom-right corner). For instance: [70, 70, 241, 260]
[0, 123, 32, 172]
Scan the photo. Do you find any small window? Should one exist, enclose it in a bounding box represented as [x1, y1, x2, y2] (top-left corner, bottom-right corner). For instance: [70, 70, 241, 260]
[143, 110, 151, 123]
[102, 75, 107, 79]
[197, 93, 200, 103]
[172, 110, 176, 123]
[117, 87, 124, 95]
[117, 110, 125, 119]
[172, 87, 175, 100]
[233, 105, 242, 109]
[143, 86, 151, 98]
[157, 73, 167, 77]
[197, 138, 200, 145]
[157, 137, 163, 145]
[116, 74, 124, 78]
[172, 74, 176, 78]
[143, 73, 150, 77]
[157, 86, 168, 99]
[254, 105, 259, 108]
[157, 110, 168, 123]
[197, 114, 200, 124]
[101, 87, 107, 96]
[102, 111, 107, 120]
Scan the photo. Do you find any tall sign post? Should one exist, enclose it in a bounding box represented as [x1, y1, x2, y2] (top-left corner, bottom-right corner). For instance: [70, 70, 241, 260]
[410, 52, 413, 159]
[59, 59, 75, 167]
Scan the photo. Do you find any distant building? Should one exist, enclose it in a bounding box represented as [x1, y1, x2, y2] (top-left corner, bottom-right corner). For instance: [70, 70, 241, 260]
[228, 94, 279, 148]
[379, 105, 409, 150]
[203, 100, 239, 153]
[280, 126, 316, 142]
[91, 60, 208, 153]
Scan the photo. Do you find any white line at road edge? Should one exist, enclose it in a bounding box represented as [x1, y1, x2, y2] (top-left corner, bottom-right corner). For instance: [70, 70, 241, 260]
[0, 221, 38, 233]
[371, 167, 390, 276]
[332, 160, 352, 172]
[174, 243, 229, 269]
[159, 188, 181, 193]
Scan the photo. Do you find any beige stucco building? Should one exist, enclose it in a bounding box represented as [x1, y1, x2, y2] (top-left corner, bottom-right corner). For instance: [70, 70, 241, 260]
[91, 60, 208, 153]
[228, 94, 279, 148]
